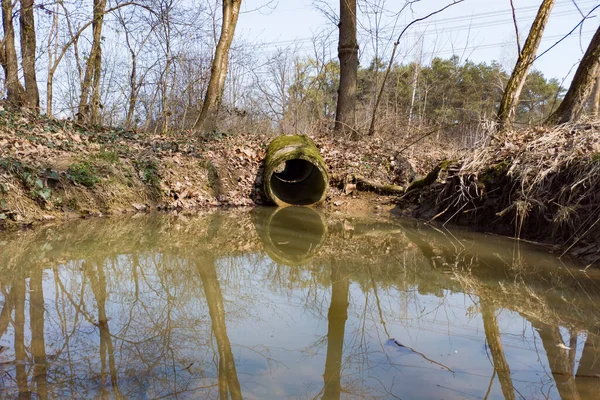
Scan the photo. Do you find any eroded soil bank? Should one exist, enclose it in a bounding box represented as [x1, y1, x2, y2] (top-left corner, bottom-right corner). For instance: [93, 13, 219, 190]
[396, 122, 600, 265]
[0, 109, 433, 228]
[0, 109, 598, 265]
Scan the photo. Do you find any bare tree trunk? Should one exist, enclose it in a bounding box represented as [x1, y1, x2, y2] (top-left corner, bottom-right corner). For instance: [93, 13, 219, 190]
[1, 0, 25, 106]
[0, 285, 14, 338]
[160, 57, 172, 135]
[90, 45, 103, 124]
[78, 0, 107, 123]
[124, 28, 138, 129]
[591, 74, 600, 117]
[60, 1, 84, 85]
[334, 0, 358, 138]
[88, 260, 122, 397]
[194, 0, 242, 134]
[46, 3, 59, 116]
[497, 0, 554, 130]
[116, 8, 152, 130]
[126, 52, 138, 128]
[548, 25, 600, 124]
[408, 61, 419, 124]
[19, 0, 39, 110]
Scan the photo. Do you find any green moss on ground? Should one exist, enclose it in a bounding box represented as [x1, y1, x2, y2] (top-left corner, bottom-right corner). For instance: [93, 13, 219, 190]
[0, 158, 55, 203]
[479, 159, 511, 186]
[92, 149, 120, 164]
[67, 162, 101, 187]
[406, 159, 451, 192]
[198, 158, 222, 196]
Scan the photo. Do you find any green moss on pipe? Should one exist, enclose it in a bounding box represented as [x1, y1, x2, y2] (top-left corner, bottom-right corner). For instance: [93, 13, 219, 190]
[264, 135, 329, 206]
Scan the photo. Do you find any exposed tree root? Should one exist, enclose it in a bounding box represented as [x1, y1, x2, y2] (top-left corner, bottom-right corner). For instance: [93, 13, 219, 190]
[396, 120, 600, 263]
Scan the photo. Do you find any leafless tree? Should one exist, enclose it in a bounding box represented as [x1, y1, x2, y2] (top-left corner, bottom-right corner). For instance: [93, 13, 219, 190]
[197, 258, 243, 400]
[1, 0, 25, 105]
[19, 0, 39, 109]
[548, 24, 600, 124]
[480, 299, 516, 400]
[497, 0, 555, 130]
[368, 0, 465, 136]
[115, 8, 156, 128]
[78, 0, 108, 124]
[335, 0, 359, 137]
[194, 0, 243, 134]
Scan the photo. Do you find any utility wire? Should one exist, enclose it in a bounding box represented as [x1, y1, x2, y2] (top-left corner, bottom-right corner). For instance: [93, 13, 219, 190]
[253, 7, 595, 50]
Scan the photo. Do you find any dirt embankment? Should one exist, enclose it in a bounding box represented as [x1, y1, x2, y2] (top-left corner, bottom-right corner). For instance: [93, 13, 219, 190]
[396, 122, 600, 265]
[1, 109, 598, 264]
[0, 109, 443, 230]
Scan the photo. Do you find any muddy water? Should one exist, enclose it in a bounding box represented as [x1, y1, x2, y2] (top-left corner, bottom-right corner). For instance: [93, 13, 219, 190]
[1, 208, 599, 399]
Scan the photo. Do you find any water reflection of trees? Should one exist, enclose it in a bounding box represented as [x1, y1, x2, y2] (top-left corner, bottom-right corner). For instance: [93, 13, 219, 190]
[321, 263, 349, 399]
[0, 211, 600, 399]
[402, 219, 600, 400]
[480, 299, 515, 400]
[1, 258, 219, 397]
[197, 258, 242, 400]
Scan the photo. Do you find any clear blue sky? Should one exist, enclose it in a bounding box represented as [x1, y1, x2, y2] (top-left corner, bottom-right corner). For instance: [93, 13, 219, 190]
[237, 0, 600, 84]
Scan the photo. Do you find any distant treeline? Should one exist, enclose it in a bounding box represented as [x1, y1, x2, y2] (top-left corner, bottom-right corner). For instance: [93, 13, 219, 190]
[256, 54, 563, 140]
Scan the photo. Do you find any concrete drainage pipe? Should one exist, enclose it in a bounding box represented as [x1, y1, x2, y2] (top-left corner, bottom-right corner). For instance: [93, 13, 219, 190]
[263, 135, 329, 206]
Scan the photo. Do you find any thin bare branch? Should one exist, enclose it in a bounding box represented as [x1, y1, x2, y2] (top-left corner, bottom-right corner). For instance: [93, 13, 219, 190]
[368, 0, 465, 136]
[534, 3, 600, 63]
[509, 0, 522, 55]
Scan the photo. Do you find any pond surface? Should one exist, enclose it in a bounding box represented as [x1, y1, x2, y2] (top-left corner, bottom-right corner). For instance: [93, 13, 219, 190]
[1, 207, 600, 399]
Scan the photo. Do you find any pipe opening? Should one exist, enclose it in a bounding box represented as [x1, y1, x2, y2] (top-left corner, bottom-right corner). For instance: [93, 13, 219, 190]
[270, 159, 326, 205]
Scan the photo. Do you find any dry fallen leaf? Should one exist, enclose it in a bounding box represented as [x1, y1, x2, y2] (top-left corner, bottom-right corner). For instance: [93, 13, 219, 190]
[344, 183, 356, 195]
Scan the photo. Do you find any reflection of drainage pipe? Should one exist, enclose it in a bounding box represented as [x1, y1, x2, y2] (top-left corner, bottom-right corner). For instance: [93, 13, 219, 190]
[263, 135, 329, 206]
[254, 207, 328, 266]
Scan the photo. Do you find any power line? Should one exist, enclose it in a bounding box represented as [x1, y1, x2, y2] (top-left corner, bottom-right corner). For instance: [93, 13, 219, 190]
[236, 0, 599, 82]
[251, 1, 598, 50]
[368, 9, 586, 40]
[242, 29, 596, 78]
[422, 30, 596, 58]
[254, 15, 595, 55]
[253, 0, 595, 21]
[398, 0, 597, 27]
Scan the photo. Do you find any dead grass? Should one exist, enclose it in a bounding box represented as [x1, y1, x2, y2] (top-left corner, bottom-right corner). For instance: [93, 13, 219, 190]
[425, 119, 600, 260]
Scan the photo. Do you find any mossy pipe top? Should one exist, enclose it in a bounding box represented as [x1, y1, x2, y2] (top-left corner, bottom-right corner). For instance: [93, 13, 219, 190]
[264, 135, 329, 206]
